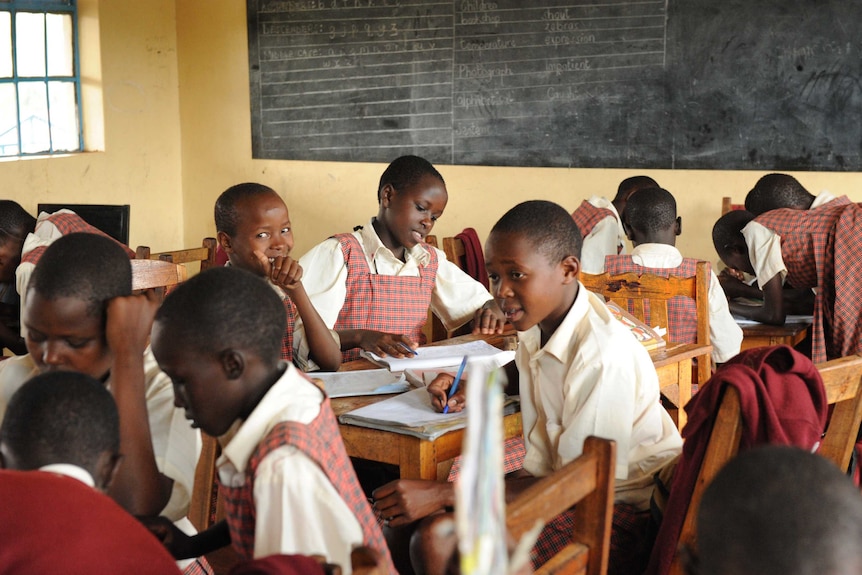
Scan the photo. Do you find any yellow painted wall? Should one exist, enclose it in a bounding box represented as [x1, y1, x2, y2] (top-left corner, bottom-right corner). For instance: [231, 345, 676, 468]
[176, 1, 862, 266]
[0, 0, 183, 251]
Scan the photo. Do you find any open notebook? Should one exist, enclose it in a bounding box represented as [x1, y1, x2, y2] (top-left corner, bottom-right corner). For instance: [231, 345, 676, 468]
[360, 339, 516, 372]
[338, 386, 520, 440]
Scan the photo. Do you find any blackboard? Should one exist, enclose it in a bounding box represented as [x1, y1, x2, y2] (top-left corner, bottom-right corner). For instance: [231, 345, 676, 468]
[247, 0, 862, 171]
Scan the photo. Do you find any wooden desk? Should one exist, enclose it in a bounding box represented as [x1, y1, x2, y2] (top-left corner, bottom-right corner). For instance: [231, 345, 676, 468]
[739, 322, 810, 351]
[332, 333, 710, 479]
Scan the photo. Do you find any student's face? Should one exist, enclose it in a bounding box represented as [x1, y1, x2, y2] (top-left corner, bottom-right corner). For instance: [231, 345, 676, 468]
[378, 174, 448, 251]
[0, 239, 22, 283]
[151, 322, 246, 437]
[23, 292, 112, 380]
[485, 232, 579, 336]
[719, 244, 754, 275]
[220, 193, 293, 277]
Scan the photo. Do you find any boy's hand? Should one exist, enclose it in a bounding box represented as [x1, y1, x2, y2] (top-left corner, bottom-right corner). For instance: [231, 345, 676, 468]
[427, 373, 466, 413]
[472, 300, 506, 335]
[717, 271, 749, 299]
[138, 515, 194, 559]
[372, 479, 452, 527]
[359, 330, 418, 358]
[106, 292, 161, 356]
[254, 250, 302, 291]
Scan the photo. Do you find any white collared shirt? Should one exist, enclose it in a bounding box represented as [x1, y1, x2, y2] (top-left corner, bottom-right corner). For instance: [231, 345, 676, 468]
[517, 285, 682, 509]
[297, 218, 493, 335]
[629, 244, 742, 363]
[217, 363, 363, 570]
[579, 196, 627, 274]
[39, 463, 95, 487]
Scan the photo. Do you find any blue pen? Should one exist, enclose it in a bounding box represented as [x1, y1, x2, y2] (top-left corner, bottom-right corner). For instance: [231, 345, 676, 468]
[443, 356, 468, 414]
[400, 343, 418, 356]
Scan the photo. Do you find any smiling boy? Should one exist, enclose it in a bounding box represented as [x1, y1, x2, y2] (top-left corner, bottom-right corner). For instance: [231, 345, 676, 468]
[298, 155, 505, 362]
[215, 183, 340, 372]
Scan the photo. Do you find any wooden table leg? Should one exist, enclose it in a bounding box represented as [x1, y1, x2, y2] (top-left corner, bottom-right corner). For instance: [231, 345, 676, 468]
[676, 358, 692, 430]
[399, 436, 439, 480]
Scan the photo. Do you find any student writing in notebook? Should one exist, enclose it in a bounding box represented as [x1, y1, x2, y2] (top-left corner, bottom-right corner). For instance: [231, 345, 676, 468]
[713, 203, 862, 364]
[0, 371, 182, 575]
[214, 183, 341, 372]
[146, 267, 395, 574]
[298, 155, 505, 362]
[377, 201, 682, 575]
[604, 186, 741, 364]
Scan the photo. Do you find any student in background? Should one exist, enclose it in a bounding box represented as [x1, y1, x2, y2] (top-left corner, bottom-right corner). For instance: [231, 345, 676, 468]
[378, 201, 681, 575]
[571, 175, 658, 273]
[0, 234, 201, 535]
[214, 183, 341, 372]
[147, 267, 395, 574]
[604, 187, 742, 364]
[686, 446, 862, 575]
[713, 203, 862, 364]
[0, 201, 136, 348]
[0, 371, 182, 575]
[298, 155, 505, 362]
[744, 173, 846, 215]
[0, 200, 34, 354]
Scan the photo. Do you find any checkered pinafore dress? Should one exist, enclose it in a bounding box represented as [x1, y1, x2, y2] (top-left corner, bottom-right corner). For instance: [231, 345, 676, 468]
[333, 233, 438, 362]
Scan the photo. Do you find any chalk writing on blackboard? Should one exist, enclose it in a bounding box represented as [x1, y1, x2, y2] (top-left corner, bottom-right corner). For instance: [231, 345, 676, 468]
[247, 1, 862, 171]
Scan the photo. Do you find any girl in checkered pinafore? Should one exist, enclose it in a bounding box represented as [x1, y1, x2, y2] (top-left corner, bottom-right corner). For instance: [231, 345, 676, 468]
[714, 201, 862, 364]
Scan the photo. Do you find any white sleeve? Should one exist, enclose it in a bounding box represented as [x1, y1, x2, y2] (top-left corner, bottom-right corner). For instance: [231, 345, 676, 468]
[142, 351, 201, 521]
[707, 270, 743, 363]
[297, 239, 350, 329]
[429, 248, 493, 331]
[253, 446, 365, 567]
[742, 221, 787, 288]
[579, 216, 619, 274]
[14, 262, 33, 337]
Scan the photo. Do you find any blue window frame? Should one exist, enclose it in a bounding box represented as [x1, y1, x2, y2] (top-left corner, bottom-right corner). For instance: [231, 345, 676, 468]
[0, 0, 82, 157]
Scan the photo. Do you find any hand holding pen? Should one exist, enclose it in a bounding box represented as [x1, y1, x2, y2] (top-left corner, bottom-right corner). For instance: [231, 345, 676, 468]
[428, 356, 469, 413]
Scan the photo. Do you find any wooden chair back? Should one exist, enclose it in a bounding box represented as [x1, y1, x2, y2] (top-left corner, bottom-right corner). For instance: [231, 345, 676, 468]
[442, 236, 467, 272]
[721, 197, 745, 215]
[668, 355, 862, 575]
[817, 354, 862, 471]
[129, 259, 187, 296]
[135, 237, 218, 275]
[581, 262, 711, 428]
[506, 436, 615, 575]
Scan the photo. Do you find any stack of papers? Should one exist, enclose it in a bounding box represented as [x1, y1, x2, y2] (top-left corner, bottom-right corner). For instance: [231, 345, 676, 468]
[312, 369, 410, 398]
[360, 340, 516, 372]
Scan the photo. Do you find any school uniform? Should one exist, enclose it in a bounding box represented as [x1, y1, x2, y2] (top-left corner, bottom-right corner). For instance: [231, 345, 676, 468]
[518, 284, 682, 572]
[216, 362, 394, 574]
[570, 197, 626, 274]
[0, 468, 182, 574]
[810, 189, 838, 209]
[743, 198, 862, 364]
[0, 349, 200, 521]
[604, 244, 743, 363]
[297, 219, 493, 362]
[14, 209, 136, 336]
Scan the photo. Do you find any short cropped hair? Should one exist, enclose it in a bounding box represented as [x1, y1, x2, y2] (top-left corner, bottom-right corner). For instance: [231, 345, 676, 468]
[711, 210, 754, 257]
[0, 200, 36, 245]
[745, 173, 813, 215]
[378, 156, 444, 201]
[614, 175, 659, 203]
[490, 200, 582, 263]
[214, 182, 279, 237]
[0, 371, 119, 472]
[624, 187, 677, 235]
[29, 233, 132, 318]
[695, 446, 862, 575]
[155, 266, 285, 363]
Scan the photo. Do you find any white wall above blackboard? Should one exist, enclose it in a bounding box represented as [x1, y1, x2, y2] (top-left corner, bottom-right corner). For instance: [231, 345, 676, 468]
[247, 0, 862, 171]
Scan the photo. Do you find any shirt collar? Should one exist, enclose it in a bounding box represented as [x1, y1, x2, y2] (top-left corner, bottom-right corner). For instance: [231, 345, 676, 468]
[631, 243, 683, 264]
[518, 283, 590, 364]
[39, 463, 96, 487]
[359, 218, 431, 266]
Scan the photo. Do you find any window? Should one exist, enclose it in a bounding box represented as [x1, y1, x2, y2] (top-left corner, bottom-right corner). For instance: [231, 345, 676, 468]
[0, 0, 81, 157]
